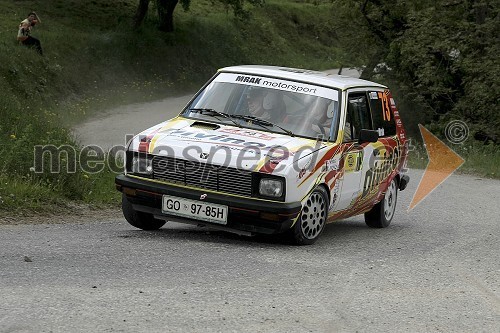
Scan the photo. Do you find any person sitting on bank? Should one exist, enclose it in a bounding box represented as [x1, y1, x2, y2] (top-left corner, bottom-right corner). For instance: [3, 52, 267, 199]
[17, 12, 43, 55]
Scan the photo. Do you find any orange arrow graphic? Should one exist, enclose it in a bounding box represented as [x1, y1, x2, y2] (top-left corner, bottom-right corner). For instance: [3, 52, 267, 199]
[409, 124, 465, 210]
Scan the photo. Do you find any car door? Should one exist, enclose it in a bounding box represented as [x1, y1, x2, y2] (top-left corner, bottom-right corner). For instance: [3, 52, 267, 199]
[332, 90, 373, 213]
[362, 89, 401, 197]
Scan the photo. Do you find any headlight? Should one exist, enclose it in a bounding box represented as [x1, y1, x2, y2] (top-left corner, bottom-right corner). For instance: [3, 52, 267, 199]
[259, 178, 283, 197]
[131, 156, 153, 175]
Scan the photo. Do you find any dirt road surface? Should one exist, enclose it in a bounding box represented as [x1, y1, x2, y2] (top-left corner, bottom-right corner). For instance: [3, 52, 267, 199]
[1, 169, 499, 332]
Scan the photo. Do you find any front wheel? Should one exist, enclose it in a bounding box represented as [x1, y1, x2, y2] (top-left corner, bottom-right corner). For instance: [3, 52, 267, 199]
[122, 194, 166, 230]
[364, 178, 398, 228]
[289, 186, 328, 245]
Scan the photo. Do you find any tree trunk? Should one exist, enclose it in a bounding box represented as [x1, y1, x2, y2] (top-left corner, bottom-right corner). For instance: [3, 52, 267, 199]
[133, 0, 150, 29]
[157, 0, 179, 32]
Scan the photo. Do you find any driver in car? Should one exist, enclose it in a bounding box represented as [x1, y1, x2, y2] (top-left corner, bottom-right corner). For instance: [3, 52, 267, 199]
[247, 88, 286, 123]
[247, 88, 270, 120]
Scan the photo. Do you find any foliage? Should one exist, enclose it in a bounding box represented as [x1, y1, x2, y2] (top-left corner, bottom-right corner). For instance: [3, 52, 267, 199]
[136, 0, 264, 31]
[217, 0, 265, 18]
[330, 0, 500, 143]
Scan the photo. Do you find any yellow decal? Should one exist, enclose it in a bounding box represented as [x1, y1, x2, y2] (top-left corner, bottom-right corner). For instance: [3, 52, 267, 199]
[344, 152, 360, 173]
[148, 135, 160, 154]
[148, 118, 184, 153]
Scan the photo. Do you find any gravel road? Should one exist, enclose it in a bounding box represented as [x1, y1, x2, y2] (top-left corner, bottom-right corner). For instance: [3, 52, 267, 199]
[1, 169, 499, 332]
[72, 94, 193, 151]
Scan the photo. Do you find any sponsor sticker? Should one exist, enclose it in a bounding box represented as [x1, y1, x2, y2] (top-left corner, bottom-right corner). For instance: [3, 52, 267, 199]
[325, 158, 340, 171]
[219, 128, 276, 141]
[344, 152, 360, 173]
[298, 168, 307, 180]
[329, 182, 341, 210]
[214, 73, 339, 101]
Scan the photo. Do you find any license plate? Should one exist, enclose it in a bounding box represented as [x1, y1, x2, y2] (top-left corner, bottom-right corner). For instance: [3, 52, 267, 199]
[162, 195, 228, 225]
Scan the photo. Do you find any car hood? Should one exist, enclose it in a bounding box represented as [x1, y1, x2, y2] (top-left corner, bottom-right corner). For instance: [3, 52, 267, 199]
[129, 117, 328, 174]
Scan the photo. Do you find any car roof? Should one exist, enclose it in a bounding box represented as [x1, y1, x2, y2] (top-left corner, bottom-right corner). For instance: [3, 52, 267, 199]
[219, 65, 387, 90]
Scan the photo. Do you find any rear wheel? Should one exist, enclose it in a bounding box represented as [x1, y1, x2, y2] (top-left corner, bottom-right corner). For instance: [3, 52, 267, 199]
[364, 178, 398, 228]
[122, 194, 166, 230]
[289, 186, 328, 245]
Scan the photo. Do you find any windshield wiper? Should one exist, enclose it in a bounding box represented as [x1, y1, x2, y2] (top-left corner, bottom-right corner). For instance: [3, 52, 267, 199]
[188, 108, 241, 128]
[189, 109, 294, 136]
[232, 115, 294, 137]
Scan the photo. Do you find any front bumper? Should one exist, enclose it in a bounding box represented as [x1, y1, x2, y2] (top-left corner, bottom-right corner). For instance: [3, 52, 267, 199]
[115, 174, 302, 235]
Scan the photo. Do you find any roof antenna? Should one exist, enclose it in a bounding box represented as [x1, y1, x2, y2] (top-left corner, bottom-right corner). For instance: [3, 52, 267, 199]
[338, 66, 343, 75]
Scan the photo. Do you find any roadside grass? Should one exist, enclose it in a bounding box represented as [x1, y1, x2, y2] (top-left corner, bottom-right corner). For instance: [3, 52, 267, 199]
[80, 167, 121, 206]
[407, 145, 429, 171]
[454, 143, 499, 178]
[0, 174, 67, 214]
[0, 161, 121, 214]
[406, 138, 499, 179]
[2, 0, 342, 125]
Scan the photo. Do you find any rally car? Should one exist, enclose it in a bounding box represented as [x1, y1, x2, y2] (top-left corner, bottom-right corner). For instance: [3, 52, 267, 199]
[115, 65, 409, 245]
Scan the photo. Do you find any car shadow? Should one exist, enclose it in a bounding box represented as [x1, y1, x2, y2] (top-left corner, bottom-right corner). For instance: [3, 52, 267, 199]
[116, 217, 411, 247]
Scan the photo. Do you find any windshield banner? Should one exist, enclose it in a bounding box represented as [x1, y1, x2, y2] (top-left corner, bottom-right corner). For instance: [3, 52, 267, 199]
[214, 73, 339, 101]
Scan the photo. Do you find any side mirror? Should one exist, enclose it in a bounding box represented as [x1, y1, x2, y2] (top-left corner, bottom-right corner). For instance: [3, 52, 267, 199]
[358, 129, 379, 143]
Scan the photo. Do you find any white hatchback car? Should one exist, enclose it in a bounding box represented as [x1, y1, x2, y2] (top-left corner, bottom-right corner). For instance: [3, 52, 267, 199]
[116, 66, 409, 244]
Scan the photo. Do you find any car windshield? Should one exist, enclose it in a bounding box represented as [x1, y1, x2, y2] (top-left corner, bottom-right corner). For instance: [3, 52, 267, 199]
[182, 72, 340, 140]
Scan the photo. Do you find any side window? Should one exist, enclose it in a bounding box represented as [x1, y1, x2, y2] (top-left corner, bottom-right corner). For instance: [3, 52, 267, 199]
[344, 93, 372, 141]
[369, 90, 396, 137]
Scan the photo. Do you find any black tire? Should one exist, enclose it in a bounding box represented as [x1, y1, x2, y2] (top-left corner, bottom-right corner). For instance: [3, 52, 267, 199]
[289, 186, 329, 245]
[364, 178, 398, 228]
[121, 194, 166, 230]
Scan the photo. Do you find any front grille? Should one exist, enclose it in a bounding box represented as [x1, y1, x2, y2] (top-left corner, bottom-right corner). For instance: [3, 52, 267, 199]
[152, 156, 253, 197]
